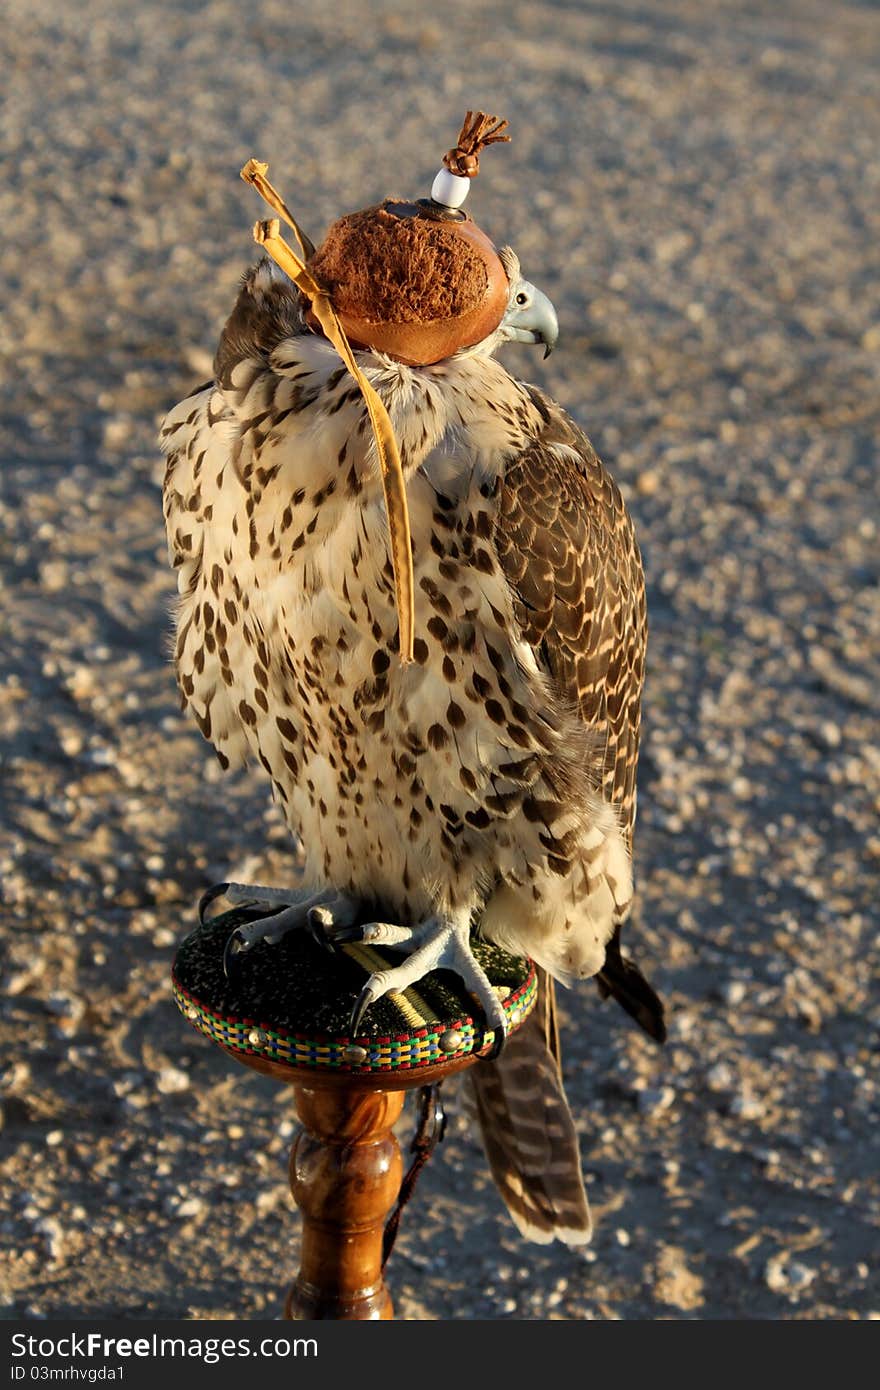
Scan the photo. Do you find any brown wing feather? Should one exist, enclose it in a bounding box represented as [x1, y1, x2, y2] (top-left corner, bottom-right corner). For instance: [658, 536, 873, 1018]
[494, 387, 646, 845]
[494, 385, 664, 1040]
[468, 388, 663, 1246]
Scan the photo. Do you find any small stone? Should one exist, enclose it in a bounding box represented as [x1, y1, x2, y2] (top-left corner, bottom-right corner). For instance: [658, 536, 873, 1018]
[765, 1253, 817, 1295]
[705, 1062, 735, 1093]
[654, 1244, 705, 1311]
[157, 1067, 190, 1095]
[176, 1197, 205, 1219]
[636, 469, 660, 496]
[45, 1130, 64, 1147]
[638, 1085, 675, 1117]
[729, 1092, 765, 1121]
[35, 1217, 65, 1260]
[60, 731, 84, 758]
[654, 230, 692, 264]
[787, 1262, 817, 1291]
[39, 561, 70, 593]
[721, 980, 747, 1006]
[861, 325, 880, 352]
[615, 1228, 630, 1247]
[103, 415, 132, 449]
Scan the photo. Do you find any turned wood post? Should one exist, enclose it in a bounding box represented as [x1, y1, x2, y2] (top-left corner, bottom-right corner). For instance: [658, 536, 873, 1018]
[223, 1054, 473, 1322]
[286, 1085, 404, 1320]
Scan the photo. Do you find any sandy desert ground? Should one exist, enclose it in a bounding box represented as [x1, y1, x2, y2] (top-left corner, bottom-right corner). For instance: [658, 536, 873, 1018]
[1, 0, 878, 1320]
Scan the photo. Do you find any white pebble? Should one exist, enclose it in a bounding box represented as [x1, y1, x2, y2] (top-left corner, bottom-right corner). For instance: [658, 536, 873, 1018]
[157, 1067, 190, 1095]
[706, 1062, 735, 1092]
[638, 1086, 676, 1117]
[722, 980, 747, 1006]
[729, 1093, 765, 1121]
[176, 1197, 205, 1218]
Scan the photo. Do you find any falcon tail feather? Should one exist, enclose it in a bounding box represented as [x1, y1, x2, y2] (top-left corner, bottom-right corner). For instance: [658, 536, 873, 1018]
[595, 930, 667, 1044]
[466, 971, 592, 1246]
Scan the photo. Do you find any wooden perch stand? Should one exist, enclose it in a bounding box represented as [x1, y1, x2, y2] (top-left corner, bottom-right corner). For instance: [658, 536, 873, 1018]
[172, 906, 537, 1320]
[231, 1051, 476, 1319]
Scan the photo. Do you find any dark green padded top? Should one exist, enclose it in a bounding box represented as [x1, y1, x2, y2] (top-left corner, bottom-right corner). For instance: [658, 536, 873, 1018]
[172, 908, 537, 1075]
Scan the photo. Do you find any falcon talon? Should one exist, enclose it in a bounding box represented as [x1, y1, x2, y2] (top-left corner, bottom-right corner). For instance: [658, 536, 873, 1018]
[222, 929, 251, 979]
[306, 904, 337, 952]
[349, 983, 378, 1038]
[478, 1021, 508, 1062]
[198, 882, 230, 925]
[312, 921, 363, 947]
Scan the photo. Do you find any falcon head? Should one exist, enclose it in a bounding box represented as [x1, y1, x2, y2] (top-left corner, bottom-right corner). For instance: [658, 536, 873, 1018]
[493, 246, 559, 359]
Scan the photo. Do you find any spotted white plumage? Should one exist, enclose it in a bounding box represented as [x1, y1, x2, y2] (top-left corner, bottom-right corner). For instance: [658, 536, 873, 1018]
[161, 255, 663, 1244]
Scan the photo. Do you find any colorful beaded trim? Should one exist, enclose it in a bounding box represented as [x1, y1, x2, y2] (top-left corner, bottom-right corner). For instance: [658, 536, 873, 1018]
[171, 967, 537, 1073]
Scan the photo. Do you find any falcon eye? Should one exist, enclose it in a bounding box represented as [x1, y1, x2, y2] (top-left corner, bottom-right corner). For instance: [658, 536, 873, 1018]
[515, 291, 529, 306]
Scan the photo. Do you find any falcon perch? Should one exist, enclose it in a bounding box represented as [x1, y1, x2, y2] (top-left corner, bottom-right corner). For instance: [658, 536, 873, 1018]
[161, 123, 664, 1246]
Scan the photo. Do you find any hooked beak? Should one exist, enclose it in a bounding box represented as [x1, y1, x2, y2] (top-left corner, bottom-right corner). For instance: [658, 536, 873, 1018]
[500, 279, 559, 358]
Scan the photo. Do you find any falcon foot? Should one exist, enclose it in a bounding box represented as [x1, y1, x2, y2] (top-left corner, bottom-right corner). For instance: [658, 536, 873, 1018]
[346, 912, 509, 1057]
[197, 882, 360, 978]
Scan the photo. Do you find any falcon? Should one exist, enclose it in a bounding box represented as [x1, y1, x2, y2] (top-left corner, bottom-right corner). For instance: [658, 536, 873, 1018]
[161, 116, 664, 1245]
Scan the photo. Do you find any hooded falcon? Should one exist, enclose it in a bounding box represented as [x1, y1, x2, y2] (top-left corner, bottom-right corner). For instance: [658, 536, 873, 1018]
[161, 114, 664, 1246]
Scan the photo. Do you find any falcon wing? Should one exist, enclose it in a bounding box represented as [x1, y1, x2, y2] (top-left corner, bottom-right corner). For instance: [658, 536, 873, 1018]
[495, 386, 646, 845]
[467, 386, 663, 1246]
[495, 386, 664, 1041]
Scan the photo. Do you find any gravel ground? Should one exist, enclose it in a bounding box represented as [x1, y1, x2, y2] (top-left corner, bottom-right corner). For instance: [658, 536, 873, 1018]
[1, 0, 878, 1321]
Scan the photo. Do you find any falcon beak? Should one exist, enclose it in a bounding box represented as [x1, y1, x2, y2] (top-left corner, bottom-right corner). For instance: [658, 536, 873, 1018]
[501, 280, 559, 358]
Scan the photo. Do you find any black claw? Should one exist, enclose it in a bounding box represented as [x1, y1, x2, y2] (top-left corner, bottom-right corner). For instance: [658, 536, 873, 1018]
[222, 928, 250, 979]
[479, 1021, 508, 1061]
[199, 882, 230, 924]
[349, 983, 376, 1037]
[307, 908, 337, 954]
[543, 344, 553, 360]
[323, 924, 365, 946]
